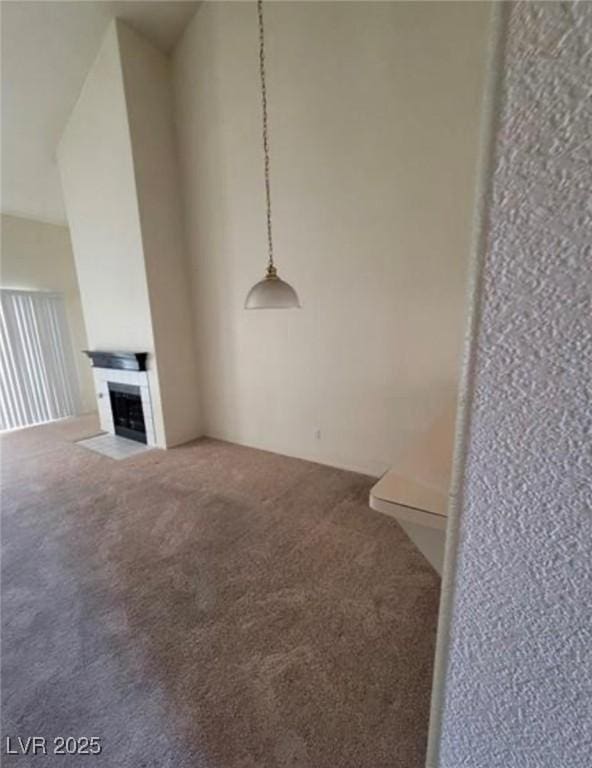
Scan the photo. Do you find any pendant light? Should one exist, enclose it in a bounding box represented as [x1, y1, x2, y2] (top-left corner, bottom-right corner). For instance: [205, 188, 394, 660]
[245, 0, 300, 310]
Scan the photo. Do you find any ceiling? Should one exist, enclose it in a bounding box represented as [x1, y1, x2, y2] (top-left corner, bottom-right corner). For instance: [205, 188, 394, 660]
[1, 1, 200, 225]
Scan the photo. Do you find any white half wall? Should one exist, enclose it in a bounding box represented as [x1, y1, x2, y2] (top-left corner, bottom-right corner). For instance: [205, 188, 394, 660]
[172, 1, 492, 476]
[0, 212, 95, 413]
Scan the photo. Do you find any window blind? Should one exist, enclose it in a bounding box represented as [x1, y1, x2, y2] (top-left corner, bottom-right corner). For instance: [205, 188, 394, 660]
[0, 289, 81, 431]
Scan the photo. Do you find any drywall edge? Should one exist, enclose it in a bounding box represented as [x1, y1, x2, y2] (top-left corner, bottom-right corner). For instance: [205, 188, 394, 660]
[425, 4, 509, 766]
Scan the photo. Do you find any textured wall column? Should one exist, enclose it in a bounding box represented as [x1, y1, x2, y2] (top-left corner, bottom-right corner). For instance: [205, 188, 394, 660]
[433, 3, 592, 766]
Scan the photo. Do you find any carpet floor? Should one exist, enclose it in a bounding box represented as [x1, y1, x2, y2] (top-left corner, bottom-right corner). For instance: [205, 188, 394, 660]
[1, 415, 440, 767]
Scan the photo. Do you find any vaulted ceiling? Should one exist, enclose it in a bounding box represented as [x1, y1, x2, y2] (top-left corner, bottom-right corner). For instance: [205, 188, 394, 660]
[1, 1, 200, 225]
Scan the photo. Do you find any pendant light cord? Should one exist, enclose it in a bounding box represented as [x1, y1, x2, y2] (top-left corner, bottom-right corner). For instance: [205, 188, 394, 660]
[258, 0, 276, 275]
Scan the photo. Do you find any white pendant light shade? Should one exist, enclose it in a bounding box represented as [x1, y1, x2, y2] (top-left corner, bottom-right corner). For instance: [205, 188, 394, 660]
[245, 0, 301, 310]
[245, 266, 300, 309]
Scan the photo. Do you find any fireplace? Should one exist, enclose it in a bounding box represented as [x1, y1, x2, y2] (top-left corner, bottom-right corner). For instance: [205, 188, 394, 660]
[108, 382, 147, 444]
[85, 350, 156, 446]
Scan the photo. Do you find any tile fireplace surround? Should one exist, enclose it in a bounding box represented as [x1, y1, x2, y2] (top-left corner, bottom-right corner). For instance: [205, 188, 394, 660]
[91, 365, 156, 447]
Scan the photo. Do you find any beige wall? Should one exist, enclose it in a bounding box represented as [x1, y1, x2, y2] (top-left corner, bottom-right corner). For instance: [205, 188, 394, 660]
[430, 4, 592, 765]
[58, 21, 201, 448]
[0, 212, 95, 413]
[118, 23, 201, 447]
[172, 1, 492, 476]
[58, 21, 166, 445]
[57, 22, 163, 437]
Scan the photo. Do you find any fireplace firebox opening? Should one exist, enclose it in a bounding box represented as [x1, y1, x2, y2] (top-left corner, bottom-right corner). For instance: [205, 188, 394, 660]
[108, 382, 146, 444]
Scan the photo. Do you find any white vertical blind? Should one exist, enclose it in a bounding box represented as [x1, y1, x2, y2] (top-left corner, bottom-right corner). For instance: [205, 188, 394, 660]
[0, 289, 81, 431]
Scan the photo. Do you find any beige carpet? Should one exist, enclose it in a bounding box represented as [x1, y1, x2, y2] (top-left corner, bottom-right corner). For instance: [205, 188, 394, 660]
[1, 415, 440, 767]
